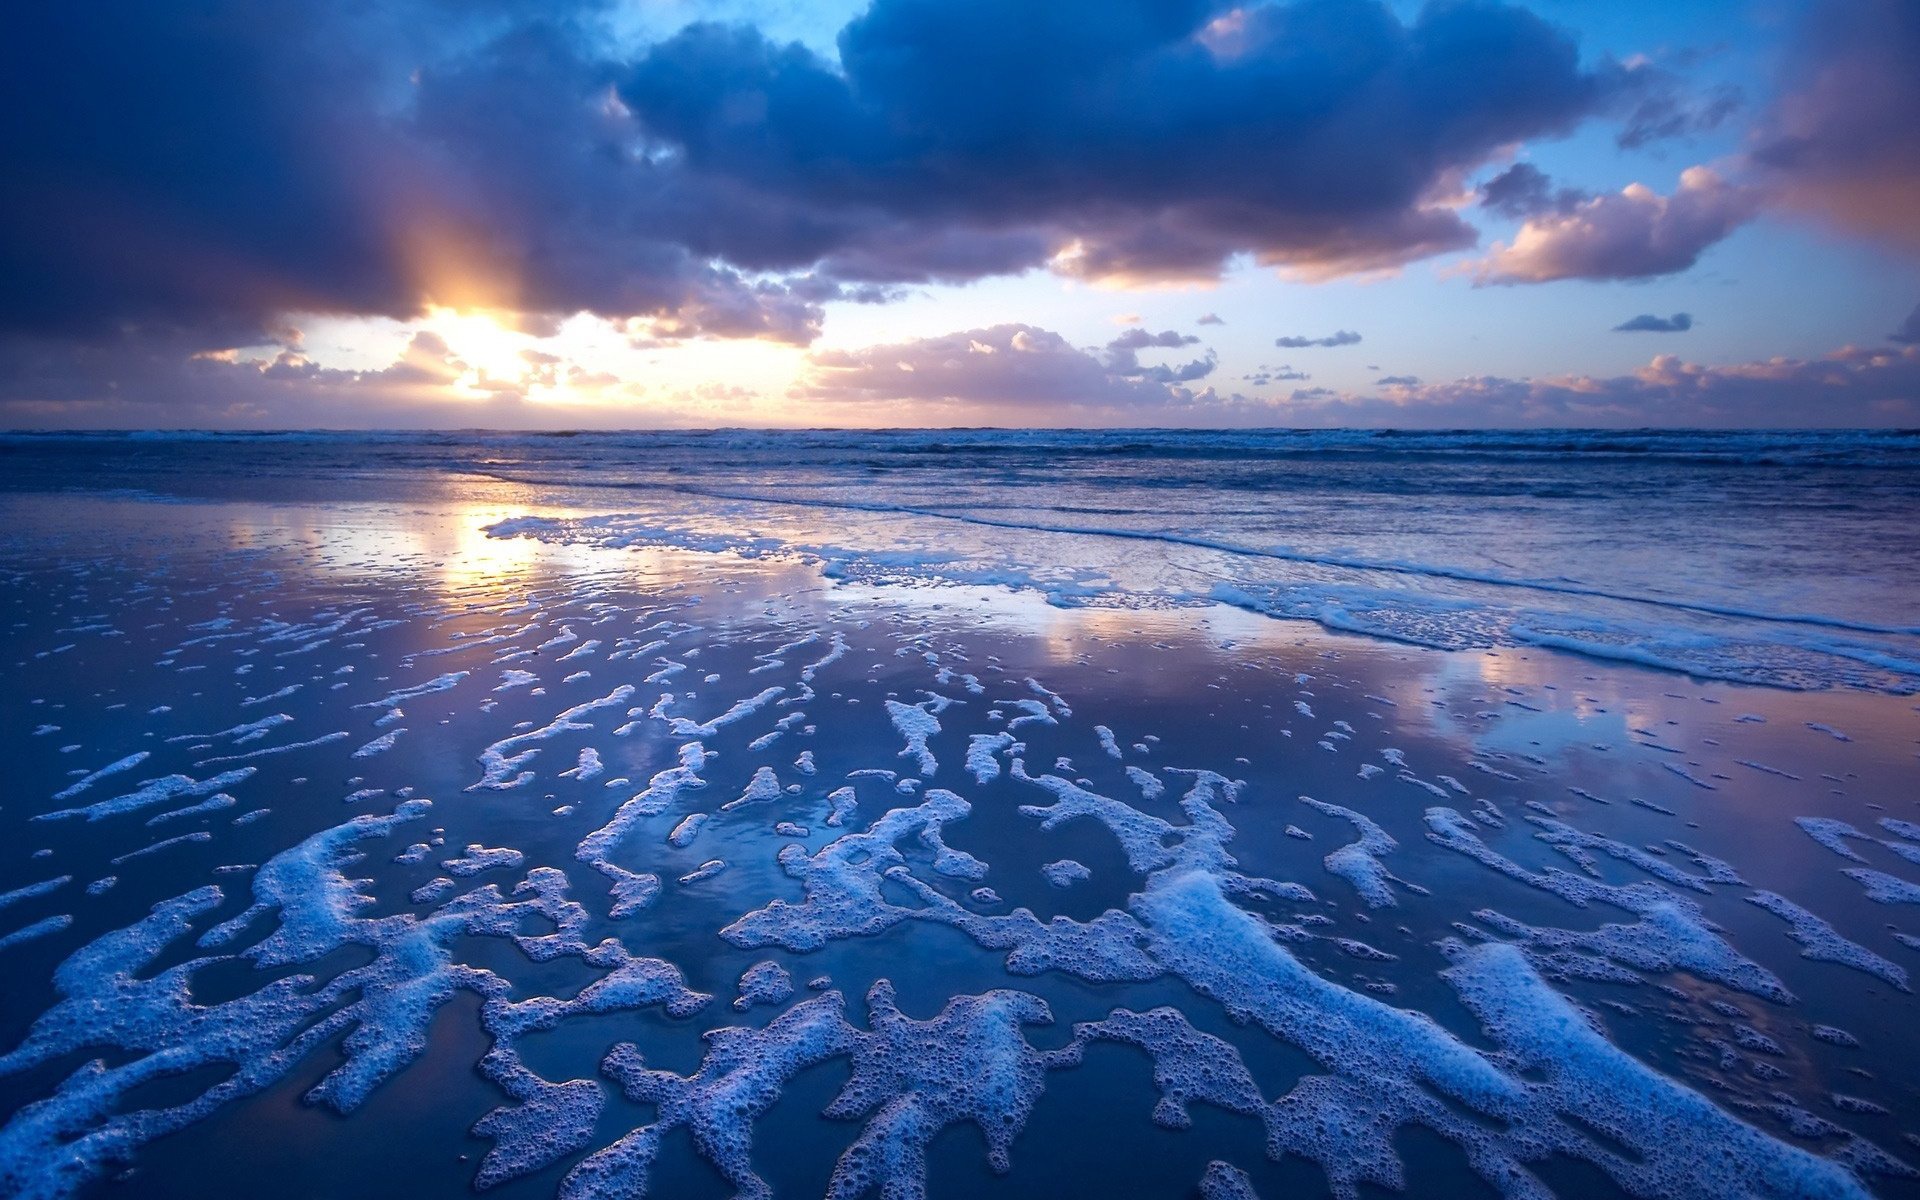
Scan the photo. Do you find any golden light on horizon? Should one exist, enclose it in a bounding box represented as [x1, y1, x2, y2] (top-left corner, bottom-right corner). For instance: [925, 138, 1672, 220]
[273, 293, 819, 419]
[422, 306, 539, 395]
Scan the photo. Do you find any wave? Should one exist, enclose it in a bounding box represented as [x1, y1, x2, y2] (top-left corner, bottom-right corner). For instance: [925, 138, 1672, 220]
[8, 427, 1920, 468]
[13, 428, 1916, 693]
[487, 513, 1920, 694]
[465, 470, 1920, 639]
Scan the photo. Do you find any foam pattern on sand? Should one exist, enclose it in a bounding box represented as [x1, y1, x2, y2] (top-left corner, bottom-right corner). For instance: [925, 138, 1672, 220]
[2, 510, 1915, 1200]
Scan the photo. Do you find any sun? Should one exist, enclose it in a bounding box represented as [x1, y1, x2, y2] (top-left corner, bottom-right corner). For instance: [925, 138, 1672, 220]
[422, 306, 538, 394]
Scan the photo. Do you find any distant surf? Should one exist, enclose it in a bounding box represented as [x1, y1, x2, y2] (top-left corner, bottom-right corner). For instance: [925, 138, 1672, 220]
[11, 428, 1919, 691]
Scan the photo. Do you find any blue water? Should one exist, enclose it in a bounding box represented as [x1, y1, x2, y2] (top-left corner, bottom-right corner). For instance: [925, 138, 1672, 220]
[2, 430, 1919, 1199]
[10, 427, 1920, 690]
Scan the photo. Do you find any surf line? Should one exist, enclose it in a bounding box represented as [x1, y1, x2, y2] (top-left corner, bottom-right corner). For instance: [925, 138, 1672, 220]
[463, 468, 1920, 640]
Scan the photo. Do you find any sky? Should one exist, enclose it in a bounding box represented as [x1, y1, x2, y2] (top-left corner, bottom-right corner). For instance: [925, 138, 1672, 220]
[0, 0, 1916, 430]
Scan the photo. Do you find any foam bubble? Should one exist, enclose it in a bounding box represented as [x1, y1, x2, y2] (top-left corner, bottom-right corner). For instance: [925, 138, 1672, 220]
[1746, 891, 1908, 992]
[966, 733, 1013, 784]
[1445, 939, 1872, 1199]
[667, 813, 708, 848]
[886, 694, 951, 777]
[735, 961, 795, 1011]
[1844, 868, 1920, 906]
[720, 766, 784, 811]
[1199, 1161, 1260, 1200]
[1041, 859, 1091, 888]
[472, 686, 634, 791]
[443, 845, 527, 877]
[1299, 796, 1407, 908]
[49, 752, 150, 802]
[37, 768, 256, 823]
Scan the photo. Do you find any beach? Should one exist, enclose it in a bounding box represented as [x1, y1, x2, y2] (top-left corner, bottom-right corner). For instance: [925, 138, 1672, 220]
[2, 430, 1918, 1199]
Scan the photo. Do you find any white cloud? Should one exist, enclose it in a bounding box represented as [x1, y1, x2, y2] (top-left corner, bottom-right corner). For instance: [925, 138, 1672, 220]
[1475, 167, 1759, 284]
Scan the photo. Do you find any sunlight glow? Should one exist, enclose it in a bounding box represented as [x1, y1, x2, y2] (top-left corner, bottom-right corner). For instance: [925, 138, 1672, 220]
[268, 303, 818, 423]
[422, 307, 540, 397]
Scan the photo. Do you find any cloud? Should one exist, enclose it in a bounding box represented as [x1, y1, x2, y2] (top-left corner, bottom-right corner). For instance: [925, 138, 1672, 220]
[616, 0, 1616, 288]
[0, 5, 845, 349]
[0, 327, 526, 430]
[1275, 330, 1361, 348]
[793, 323, 1216, 418]
[1258, 343, 1920, 427]
[786, 320, 1920, 429]
[1615, 81, 1741, 151]
[10, 318, 1914, 432]
[26, 1, 1900, 430]
[1474, 166, 1758, 284]
[1750, 0, 1920, 255]
[1244, 366, 1309, 385]
[1102, 329, 1217, 384]
[1892, 303, 1920, 345]
[1478, 163, 1586, 220]
[0, 320, 812, 430]
[0, 0, 1635, 427]
[1196, 313, 1225, 326]
[1613, 312, 1693, 333]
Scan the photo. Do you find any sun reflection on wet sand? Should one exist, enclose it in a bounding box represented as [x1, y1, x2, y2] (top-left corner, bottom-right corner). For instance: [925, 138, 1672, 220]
[6, 444, 1920, 1200]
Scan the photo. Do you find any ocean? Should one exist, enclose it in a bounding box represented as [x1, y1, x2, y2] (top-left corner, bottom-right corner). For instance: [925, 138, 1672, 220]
[1, 428, 1917, 1199]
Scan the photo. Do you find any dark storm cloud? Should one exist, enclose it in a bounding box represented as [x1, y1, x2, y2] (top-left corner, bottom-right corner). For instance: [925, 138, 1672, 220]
[0, 5, 415, 338]
[0, 3, 842, 349]
[1, 0, 1623, 360]
[1275, 330, 1362, 348]
[625, 0, 1617, 284]
[1614, 313, 1694, 333]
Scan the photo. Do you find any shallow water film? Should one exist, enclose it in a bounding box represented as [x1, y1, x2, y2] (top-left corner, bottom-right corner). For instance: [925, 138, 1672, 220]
[3, 430, 1920, 1200]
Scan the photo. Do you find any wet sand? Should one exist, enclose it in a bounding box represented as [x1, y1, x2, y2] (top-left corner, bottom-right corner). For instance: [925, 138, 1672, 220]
[2, 481, 1918, 1200]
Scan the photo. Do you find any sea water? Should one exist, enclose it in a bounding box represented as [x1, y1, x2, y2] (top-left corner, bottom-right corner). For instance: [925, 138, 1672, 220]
[1, 429, 1917, 1199]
